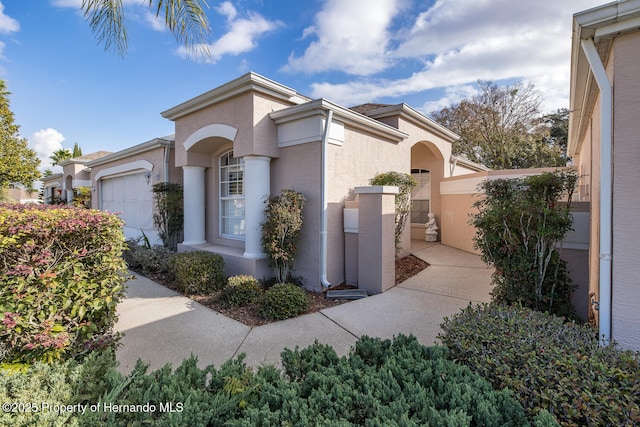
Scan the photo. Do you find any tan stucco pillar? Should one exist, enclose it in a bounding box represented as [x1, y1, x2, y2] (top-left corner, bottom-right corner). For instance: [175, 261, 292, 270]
[182, 166, 206, 245]
[242, 155, 271, 259]
[355, 185, 398, 294]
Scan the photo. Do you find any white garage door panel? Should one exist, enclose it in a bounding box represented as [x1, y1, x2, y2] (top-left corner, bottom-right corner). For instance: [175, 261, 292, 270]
[101, 172, 153, 234]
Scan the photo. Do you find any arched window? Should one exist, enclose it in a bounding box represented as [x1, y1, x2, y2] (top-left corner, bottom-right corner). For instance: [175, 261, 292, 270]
[220, 150, 245, 239]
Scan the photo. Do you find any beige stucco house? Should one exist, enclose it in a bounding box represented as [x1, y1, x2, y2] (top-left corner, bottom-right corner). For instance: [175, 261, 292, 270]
[157, 72, 484, 290]
[569, 0, 640, 350]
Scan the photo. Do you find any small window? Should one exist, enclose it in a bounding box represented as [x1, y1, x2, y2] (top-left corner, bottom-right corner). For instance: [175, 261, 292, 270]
[220, 151, 245, 239]
[411, 168, 430, 224]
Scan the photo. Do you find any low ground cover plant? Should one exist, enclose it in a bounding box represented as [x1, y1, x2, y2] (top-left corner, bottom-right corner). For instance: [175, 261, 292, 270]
[167, 250, 225, 294]
[438, 303, 640, 426]
[1, 335, 557, 426]
[0, 204, 128, 366]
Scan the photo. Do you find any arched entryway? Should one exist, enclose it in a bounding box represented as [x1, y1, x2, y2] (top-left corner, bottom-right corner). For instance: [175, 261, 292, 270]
[410, 141, 445, 241]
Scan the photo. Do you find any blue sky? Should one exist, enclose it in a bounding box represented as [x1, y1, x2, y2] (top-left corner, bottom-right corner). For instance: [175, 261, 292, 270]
[0, 0, 604, 172]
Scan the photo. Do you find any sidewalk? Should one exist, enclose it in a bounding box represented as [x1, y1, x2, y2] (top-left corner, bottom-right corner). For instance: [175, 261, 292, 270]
[114, 243, 492, 373]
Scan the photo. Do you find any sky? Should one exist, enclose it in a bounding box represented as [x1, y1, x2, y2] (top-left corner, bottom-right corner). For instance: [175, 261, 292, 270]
[0, 0, 606, 172]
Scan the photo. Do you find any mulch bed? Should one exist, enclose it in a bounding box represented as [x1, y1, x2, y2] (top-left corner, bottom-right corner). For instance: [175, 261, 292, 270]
[134, 255, 429, 327]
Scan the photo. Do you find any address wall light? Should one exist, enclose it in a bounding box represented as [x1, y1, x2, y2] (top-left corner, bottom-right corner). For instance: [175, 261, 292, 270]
[144, 171, 152, 184]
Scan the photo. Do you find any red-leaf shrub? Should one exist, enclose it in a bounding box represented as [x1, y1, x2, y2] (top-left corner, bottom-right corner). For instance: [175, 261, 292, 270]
[0, 204, 129, 366]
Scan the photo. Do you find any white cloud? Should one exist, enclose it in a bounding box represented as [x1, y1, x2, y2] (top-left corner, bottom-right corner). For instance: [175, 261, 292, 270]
[283, 0, 404, 76]
[29, 128, 66, 172]
[306, 0, 605, 113]
[0, 2, 19, 34]
[216, 1, 237, 22]
[177, 9, 281, 63]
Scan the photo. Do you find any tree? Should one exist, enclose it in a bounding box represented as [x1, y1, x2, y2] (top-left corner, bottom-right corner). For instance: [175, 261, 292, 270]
[51, 148, 73, 166]
[471, 171, 578, 317]
[81, 0, 210, 57]
[431, 81, 566, 169]
[72, 142, 83, 158]
[0, 80, 40, 189]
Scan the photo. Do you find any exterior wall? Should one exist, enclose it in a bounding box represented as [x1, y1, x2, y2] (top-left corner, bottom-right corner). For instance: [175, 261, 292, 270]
[611, 32, 640, 349]
[439, 168, 579, 254]
[327, 123, 410, 282]
[270, 141, 322, 288]
[440, 192, 478, 254]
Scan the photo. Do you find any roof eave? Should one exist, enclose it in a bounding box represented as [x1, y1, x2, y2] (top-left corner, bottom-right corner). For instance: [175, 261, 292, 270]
[161, 72, 311, 121]
[270, 98, 408, 143]
[85, 137, 174, 167]
[364, 103, 460, 143]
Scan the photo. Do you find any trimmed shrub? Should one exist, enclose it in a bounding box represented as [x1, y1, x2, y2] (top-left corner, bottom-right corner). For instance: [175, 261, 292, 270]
[168, 251, 225, 294]
[220, 275, 263, 308]
[258, 282, 309, 320]
[438, 303, 640, 426]
[123, 242, 172, 276]
[261, 189, 306, 283]
[0, 204, 128, 365]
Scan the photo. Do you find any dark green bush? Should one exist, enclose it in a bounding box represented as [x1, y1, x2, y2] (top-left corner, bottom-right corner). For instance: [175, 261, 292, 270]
[258, 282, 309, 320]
[220, 275, 263, 307]
[168, 251, 225, 294]
[438, 303, 640, 426]
[471, 171, 578, 317]
[241, 335, 550, 426]
[123, 242, 172, 276]
[0, 350, 116, 427]
[2, 336, 558, 426]
[0, 204, 128, 366]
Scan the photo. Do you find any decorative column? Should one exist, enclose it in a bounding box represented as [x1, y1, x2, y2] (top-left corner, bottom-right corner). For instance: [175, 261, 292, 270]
[182, 166, 206, 245]
[242, 155, 271, 259]
[355, 185, 399, 294]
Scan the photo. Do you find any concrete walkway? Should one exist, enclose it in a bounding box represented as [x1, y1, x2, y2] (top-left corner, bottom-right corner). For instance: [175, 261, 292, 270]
[114, 243, 492, 373]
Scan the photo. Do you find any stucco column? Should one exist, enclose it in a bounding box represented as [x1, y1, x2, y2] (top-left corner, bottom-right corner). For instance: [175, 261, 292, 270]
[355, 185, 399, 294]
[66, 189, 74, 205]
[243, 155, 271, 259]
[182, 166, 206, 245]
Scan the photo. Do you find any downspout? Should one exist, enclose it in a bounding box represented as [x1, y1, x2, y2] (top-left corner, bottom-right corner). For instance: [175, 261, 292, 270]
[581, 38, 612, 345]
[163, 141, 171, 183]
[320, 108, 334, 290]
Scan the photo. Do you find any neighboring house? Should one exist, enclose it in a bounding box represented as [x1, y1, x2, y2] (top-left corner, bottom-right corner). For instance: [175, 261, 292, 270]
[85, 137, 179, 245]
[159, 72, 481, 290]
[5, 187, 40, 204]
[41, 172, 63, 204]
[569, 0, 640, 350]
[41, 151, 112, 204]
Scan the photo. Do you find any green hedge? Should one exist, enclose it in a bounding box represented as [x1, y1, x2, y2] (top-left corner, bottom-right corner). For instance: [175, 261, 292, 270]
[439, 303, 640, 426]
[168, 251, 225, 294]
[258, 282, 309, 320]
[0, 204, 128, 366]
[220, 275, 263, 308]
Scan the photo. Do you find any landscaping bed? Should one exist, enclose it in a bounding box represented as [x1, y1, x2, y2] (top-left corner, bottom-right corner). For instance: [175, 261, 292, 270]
[127, 247, 429, 327]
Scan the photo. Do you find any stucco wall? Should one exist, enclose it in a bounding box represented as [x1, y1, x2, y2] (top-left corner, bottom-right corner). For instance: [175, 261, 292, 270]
[270, 142, 322, 288]
[611, 32, 640, 350]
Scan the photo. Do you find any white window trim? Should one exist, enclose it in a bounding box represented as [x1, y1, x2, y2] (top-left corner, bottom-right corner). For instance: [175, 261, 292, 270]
[219, 150, 245, 240]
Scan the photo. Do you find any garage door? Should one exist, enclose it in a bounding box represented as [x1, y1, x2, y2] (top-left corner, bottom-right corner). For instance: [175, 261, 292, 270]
[101, 172, 154, 241]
